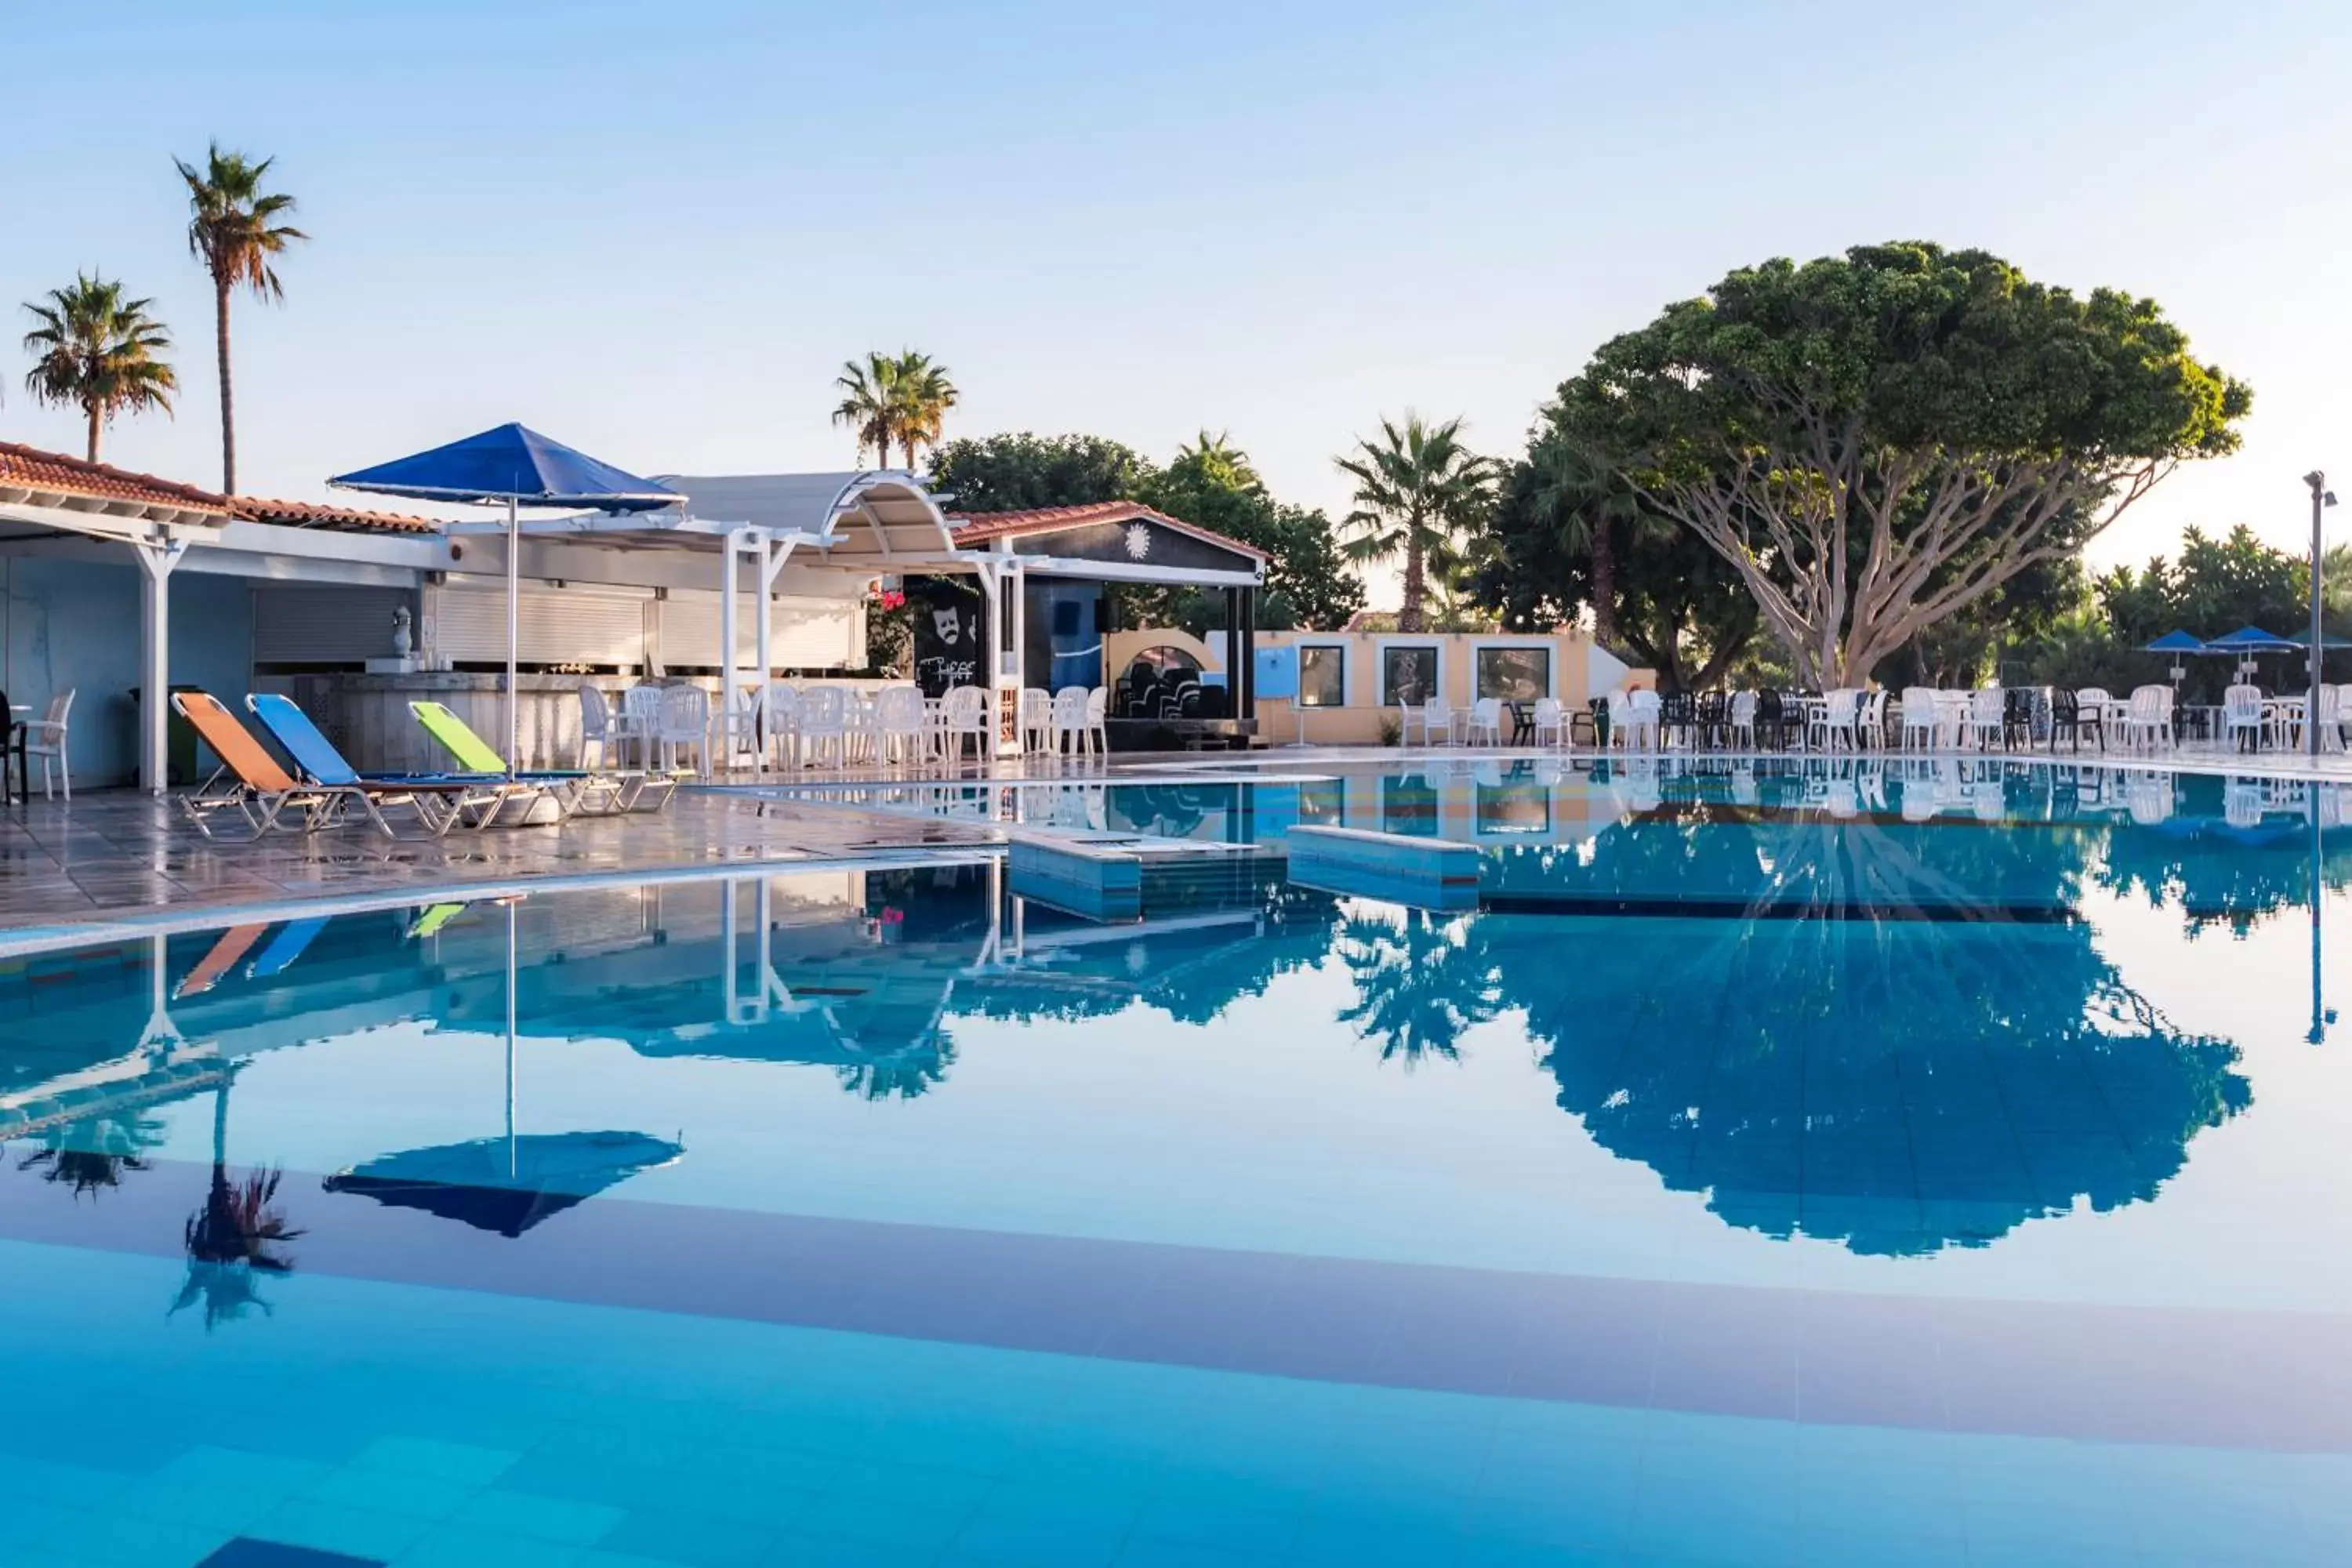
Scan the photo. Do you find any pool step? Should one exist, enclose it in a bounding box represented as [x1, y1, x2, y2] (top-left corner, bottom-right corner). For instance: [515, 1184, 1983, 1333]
[1283, 826, 1483, 913]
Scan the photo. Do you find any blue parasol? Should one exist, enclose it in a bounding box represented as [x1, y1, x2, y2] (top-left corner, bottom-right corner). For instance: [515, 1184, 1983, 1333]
[330, 425, 678, 774]
[324, 1131, 684, 1237]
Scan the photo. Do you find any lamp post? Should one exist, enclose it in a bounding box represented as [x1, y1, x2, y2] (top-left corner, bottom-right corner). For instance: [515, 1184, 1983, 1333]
[2307, 472, 2339, 758]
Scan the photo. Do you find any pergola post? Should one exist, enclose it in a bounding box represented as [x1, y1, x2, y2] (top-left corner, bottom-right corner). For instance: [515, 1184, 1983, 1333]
[1009, 559, 1028, 750]
[133, 535, 186, 796]
[718, 532, 739, 765]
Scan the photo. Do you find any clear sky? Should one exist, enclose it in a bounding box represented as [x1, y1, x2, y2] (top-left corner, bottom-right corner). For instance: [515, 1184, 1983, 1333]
[6, 0, 2348, 595]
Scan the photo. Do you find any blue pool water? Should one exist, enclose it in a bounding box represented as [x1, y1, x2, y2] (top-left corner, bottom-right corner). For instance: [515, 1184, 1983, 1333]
[5, 758, 2352, 1566]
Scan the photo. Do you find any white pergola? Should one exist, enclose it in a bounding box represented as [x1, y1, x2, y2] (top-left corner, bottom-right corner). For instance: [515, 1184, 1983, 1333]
[0, 478, 231, 793]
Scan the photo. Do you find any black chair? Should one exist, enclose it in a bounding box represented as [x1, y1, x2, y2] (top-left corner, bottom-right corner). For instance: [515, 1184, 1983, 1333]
[1694, 691, 1729, 750]
[2049, 688, 2102, 753]
[1753, 689, 1787, 751]
[1659, 691, 1696, 750]
[2002, 688, 2037, 751]
[0, 688, 24, 806]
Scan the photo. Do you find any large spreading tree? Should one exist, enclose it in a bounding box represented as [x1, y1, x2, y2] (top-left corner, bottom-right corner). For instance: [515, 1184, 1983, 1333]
[1554, 242, 2250, 687]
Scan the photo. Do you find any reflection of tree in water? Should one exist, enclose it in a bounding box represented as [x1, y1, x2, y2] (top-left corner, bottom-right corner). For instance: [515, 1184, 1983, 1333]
[1334, 909, 1502, 1067]
[1514, 811, 2249, 1255]
[172, 1078, 303, 1329]
[15, 1112, 165, 1199]
[2094, 795, 2352, 936]
[833, 1033, 957, 1102]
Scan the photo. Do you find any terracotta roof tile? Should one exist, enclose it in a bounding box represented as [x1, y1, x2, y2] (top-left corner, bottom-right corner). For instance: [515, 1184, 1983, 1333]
[0, 441, 229, 514]
[230, 497, 445, 535]
[947, 500, 1267, 560]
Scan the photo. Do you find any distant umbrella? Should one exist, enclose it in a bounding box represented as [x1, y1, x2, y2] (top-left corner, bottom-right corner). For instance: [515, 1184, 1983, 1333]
[2142, 630, 2209, 654]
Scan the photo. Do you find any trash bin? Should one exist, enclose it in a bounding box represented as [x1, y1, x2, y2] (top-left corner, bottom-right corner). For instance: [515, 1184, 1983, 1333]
[128, 684, 204, 786]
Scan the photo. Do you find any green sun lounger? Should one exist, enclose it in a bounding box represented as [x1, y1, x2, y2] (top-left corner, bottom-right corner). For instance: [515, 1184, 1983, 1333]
[408, 700, 683, 814]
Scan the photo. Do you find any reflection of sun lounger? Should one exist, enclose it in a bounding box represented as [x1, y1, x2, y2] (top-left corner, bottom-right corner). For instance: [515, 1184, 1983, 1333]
[406, 902, 468, 939]
[247, 916, 328, 979]
[176, 924, 267, 997]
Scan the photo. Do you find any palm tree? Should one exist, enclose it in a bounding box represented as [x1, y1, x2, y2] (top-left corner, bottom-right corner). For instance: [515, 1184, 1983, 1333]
[833, 351, 900, 467]
[21, 275, 178, 463]
[1334, 414, 1496, 633]
[887, 350, 958, 470]
[1529, 434, 1645, 648]
[172, 1075, 302, 1330]
[176, 143, 307, 495]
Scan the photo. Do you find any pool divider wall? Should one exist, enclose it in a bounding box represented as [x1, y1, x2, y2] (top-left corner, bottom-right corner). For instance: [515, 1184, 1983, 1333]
[1283, 826, 1483, 913]
[1007, 833, 1144, 924]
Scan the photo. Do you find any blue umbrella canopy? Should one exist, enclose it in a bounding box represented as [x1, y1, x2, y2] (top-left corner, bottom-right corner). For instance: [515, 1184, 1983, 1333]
[328, 423, 677, 510]
[2205, 626, 2299, 652]
[2143, 630, 2209, 653]
[2288, 630, 2352, 648]
[324, 1130, 684, 1238]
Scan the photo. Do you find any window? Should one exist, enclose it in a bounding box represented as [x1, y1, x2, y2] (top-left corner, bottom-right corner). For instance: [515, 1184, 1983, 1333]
[1298, 644, 1347, 707]
[1380, 644, 1440, 708]
[1476, 645, 1552, 702]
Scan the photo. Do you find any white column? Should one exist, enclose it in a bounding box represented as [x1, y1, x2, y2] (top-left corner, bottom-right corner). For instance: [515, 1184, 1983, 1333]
[1010, 558, 1028, 743]
[753, 534, 774, 777]
[983, 562, 1011, 759]
[133, 537, 184, 796]
[718, 533, 739, 768]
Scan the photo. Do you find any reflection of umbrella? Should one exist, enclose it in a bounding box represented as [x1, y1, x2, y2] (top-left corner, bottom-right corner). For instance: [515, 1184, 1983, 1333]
[331, 424, 677, 775]
[324, 1131, 684, 1237]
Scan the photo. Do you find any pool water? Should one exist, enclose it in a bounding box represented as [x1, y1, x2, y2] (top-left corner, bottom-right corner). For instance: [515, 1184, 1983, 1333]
[5, 760, 2351, 1566]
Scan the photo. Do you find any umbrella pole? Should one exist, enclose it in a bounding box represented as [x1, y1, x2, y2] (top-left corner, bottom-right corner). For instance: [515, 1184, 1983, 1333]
[506, 495, 521, 780]
[506, 898, 519, 1180]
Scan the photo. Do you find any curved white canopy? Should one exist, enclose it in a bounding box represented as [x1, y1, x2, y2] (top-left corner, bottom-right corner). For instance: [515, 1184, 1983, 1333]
[655, 471, 958, 558]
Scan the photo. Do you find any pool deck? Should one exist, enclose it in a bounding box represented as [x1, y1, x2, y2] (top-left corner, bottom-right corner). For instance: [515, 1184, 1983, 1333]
[10, 741, 2352, 942]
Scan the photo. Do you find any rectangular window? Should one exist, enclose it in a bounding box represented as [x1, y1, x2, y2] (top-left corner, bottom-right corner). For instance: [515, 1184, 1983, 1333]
[1298, 645, 1347, 708]
[1476, 646, 1551, 702]
[1380, 645, 1440, 708]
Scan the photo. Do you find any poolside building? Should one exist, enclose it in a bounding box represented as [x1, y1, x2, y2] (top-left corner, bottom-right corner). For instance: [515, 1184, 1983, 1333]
[0, 444, 1279, 789]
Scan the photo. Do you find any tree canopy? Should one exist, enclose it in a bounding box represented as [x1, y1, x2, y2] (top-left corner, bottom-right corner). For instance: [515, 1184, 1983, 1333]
[1554, 241, 2251, 686]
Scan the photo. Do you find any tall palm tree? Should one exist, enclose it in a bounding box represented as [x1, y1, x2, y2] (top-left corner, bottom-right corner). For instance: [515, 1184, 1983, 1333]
[887, 350, 958, 470]
[833, 351, 900, 468]
[1529, 434, 1646, 648]
[1334, 414, 1496, 633]
[177, 143, 307, 495]
[21, 275, 178, 463]
[172, 1074, 302, 1330]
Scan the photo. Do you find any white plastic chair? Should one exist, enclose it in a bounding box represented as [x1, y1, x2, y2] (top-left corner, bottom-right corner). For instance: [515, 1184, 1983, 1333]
[1623, 690, 1661, 750]
[1085, 687, 1108, 755]
[1726, 691, 1757, 750]
[939, 685, 989, 764]
[2223, 684, 2266, 751]
[577, 681, 615, 771]
[874, 684, 929, 768]
[1529, 697, 1566, 748]
[2122, 684, 2174, 751]
[799, 684, 849, 768]
[1899, 687, 1941, 750]
[1420, 696, 1459, 746]
[620, 684, 665, 770]
[761, 682, 802, 770]
[1962, 688, 2005, 750]
[1465, 697, 1504, 746]
[24, 688, 72, 800]
[1019, 688, 1054, 755]
[1050, 686, 1090, 756]
[657, 684, 711, 777]
[1810, 690, 1860, 752]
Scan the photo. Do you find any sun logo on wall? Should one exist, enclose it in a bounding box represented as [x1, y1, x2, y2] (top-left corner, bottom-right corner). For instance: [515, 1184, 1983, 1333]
[1123, 522, 1152, 561]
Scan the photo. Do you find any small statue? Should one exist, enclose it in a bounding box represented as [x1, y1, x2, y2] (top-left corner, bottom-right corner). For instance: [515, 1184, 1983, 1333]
[391, 604, 413, 659]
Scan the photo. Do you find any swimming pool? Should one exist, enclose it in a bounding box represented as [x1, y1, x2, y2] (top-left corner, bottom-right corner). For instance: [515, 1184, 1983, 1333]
[5, 759, 2350, 1566]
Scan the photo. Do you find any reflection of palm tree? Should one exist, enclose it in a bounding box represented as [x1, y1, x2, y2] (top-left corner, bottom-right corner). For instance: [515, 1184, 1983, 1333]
[833, 1033, 957, 1102]
[172, 1076, 303, 1330]
[1334, 909, 1501, 1065]
[16, 1113, 164, 1199]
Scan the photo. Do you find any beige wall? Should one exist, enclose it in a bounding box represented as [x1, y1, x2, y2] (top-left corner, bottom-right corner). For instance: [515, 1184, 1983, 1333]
[1250, 630, 1639, 746]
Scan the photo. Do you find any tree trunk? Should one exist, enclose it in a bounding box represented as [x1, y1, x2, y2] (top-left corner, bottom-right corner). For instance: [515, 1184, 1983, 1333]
[1399, 539, 1427, 634]
[215, 276, 236, 495]
[1589, 521, 1617, 647]
[85, 403, 101, 463]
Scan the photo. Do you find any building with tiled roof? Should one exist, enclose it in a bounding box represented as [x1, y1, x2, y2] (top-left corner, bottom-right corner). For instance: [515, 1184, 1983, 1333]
[228, 497, 445, 535]
[948, 500, 1269, 561]
[0, 440, 233, 523]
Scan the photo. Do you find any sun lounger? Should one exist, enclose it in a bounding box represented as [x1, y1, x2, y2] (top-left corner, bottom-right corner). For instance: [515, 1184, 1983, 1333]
[241, 693, 529, 836]
[172, 691, 385, 838]
[406, 902, 468, 939]
[408, 699, 681, 813]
